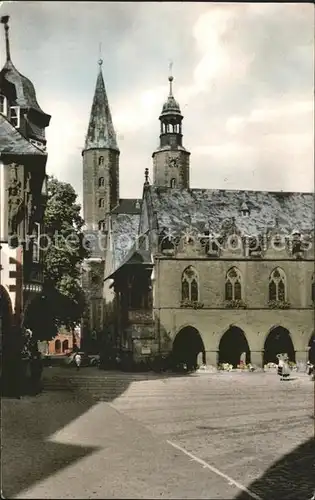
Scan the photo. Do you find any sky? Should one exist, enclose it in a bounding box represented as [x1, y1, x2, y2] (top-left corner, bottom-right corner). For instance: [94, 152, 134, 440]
[0, 1, 314, 206]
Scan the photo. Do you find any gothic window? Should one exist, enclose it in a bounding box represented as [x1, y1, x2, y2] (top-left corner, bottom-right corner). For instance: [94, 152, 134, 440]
[98, 220, 106, 231]
[99, 156, 104, 166]
[269, 268, 286, 302]
[10, 106, 20, 128]
[0, 94, 7, 115]
[225, 267, 242, 300]
[312, 274, 315, 302]
[181, 266, 199, 302]
[170, 178, 176, 188]
[98, 177, 105, 187]
[99, 198, 105, 208]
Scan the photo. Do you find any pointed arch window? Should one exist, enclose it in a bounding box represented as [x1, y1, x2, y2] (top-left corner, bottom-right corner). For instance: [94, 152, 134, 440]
[99, 198, 105, 208]
[170, 178, 176, 188]
[98, 177, 105, 187]
[181, 266, 199, 302]
[225, 267, 242, 301]
[0, 94, 7, 116]
[98, 220, 106, 232]
[99, 156, 104, 166]
[269, 268, 286, 302]
[312, 274, 315, 302]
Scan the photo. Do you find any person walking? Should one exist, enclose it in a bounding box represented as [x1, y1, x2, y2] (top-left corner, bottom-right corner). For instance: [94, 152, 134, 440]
[74, 351, 81, 371]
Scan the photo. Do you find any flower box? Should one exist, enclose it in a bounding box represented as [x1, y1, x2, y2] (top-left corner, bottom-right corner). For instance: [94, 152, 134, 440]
[268, 300, 291, 309]
[180, 299, 204, 309]
[224, 299, 247, 309]
[162, 249, 175, 256]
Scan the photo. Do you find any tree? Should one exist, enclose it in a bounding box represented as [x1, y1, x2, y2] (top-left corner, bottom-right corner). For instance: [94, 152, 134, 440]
[24, 176, 90, 341]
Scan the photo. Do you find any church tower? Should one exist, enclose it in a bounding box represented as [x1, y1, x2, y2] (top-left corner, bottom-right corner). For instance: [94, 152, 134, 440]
[82, 59, 119, 232]
[81, 59, 119, 352]
[152, 72, 190, 189]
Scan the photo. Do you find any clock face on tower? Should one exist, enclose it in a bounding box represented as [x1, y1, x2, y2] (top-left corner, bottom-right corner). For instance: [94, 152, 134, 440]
[169, 158, 178, 168]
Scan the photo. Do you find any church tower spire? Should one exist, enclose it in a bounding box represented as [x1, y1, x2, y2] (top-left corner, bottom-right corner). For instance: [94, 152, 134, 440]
[82, 59, 120, 231]
[152, 66, 190, 189]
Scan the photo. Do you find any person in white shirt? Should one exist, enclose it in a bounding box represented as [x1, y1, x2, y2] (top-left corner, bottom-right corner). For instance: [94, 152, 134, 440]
[74, 352, 81, 371]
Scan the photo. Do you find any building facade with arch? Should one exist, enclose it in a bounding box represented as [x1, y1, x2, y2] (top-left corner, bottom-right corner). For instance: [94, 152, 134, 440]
[100, 71, 314, 369]
[78, 53, 314, 367]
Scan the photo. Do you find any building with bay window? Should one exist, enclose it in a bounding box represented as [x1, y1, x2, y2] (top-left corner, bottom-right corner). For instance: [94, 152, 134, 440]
[0, 16, 51, 390]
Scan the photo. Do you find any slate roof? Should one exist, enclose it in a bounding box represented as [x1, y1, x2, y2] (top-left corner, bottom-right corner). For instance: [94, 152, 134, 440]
[147, 186, 314, 236]
[111, 198, 142, 215]
[0, 114, 46, 156]
[0, 60, 49, 119]
[111, 213, 140, 269]
[106, 247, 152, 280]
[84, 64, 119, 152]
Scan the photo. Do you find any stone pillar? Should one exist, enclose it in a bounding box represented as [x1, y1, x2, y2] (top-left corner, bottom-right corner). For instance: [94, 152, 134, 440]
[205, 351, 218, 367]
[250, 351, 263, 369]
[295, 350, 308, 371]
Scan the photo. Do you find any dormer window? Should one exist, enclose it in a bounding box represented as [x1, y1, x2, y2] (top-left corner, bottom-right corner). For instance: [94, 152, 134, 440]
[0, 95, 8, 116]
[241, 201, 250, 217]
[10, 106, 20, 128]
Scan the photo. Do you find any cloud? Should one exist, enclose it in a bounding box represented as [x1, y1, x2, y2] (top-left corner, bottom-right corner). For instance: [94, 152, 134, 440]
[0, 1, 313, 206]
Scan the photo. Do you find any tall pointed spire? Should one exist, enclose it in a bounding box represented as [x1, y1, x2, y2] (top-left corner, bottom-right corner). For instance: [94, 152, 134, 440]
[84, 61, 119, 152]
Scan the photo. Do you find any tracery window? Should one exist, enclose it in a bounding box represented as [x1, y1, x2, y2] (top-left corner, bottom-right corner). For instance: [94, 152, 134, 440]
[98, 177, 105, 187]
[225, 267, 242, 301]
[269, 268, 286, 302]
[181, 266, 199, 302]
[98, 220, 106, 231]
[98, 198, 105, 208]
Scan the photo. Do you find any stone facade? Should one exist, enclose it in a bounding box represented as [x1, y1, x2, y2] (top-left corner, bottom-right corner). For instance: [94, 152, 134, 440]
[103, 72, 315, 369]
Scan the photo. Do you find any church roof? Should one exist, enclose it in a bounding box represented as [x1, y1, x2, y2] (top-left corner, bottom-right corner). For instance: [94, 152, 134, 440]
[84, 62, 119, 152]
[111, 198, 142, 214]
[111, 212, 140, 270]
[0, 114, 46, 156]
[147, 186, 314, 235]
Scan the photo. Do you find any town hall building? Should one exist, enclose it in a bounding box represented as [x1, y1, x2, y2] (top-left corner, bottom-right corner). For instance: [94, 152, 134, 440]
[82, 60, 314, 370]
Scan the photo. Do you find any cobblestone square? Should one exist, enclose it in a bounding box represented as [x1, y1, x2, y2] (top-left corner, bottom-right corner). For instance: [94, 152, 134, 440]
[2, 369, 314, 499]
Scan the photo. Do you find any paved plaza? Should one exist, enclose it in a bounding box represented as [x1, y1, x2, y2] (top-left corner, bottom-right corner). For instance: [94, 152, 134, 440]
[2, 369, 314, 499]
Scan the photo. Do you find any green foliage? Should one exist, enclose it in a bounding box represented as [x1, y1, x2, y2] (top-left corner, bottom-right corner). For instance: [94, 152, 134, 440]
[28, 176, 90, 341]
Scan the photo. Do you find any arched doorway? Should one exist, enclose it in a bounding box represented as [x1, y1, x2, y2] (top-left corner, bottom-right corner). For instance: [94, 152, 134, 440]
[172, 326, 205, 371]
[264, 326, 295, 364]
[218, 326, 250, 367]
[55, 339, 61, 354]
[308, 333, 315, 364]
[62, 339, 69, 353]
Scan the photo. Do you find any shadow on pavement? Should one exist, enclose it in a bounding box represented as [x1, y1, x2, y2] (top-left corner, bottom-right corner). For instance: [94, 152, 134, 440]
[2, 366, 190, 498]
[235, 437, 315, 500]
